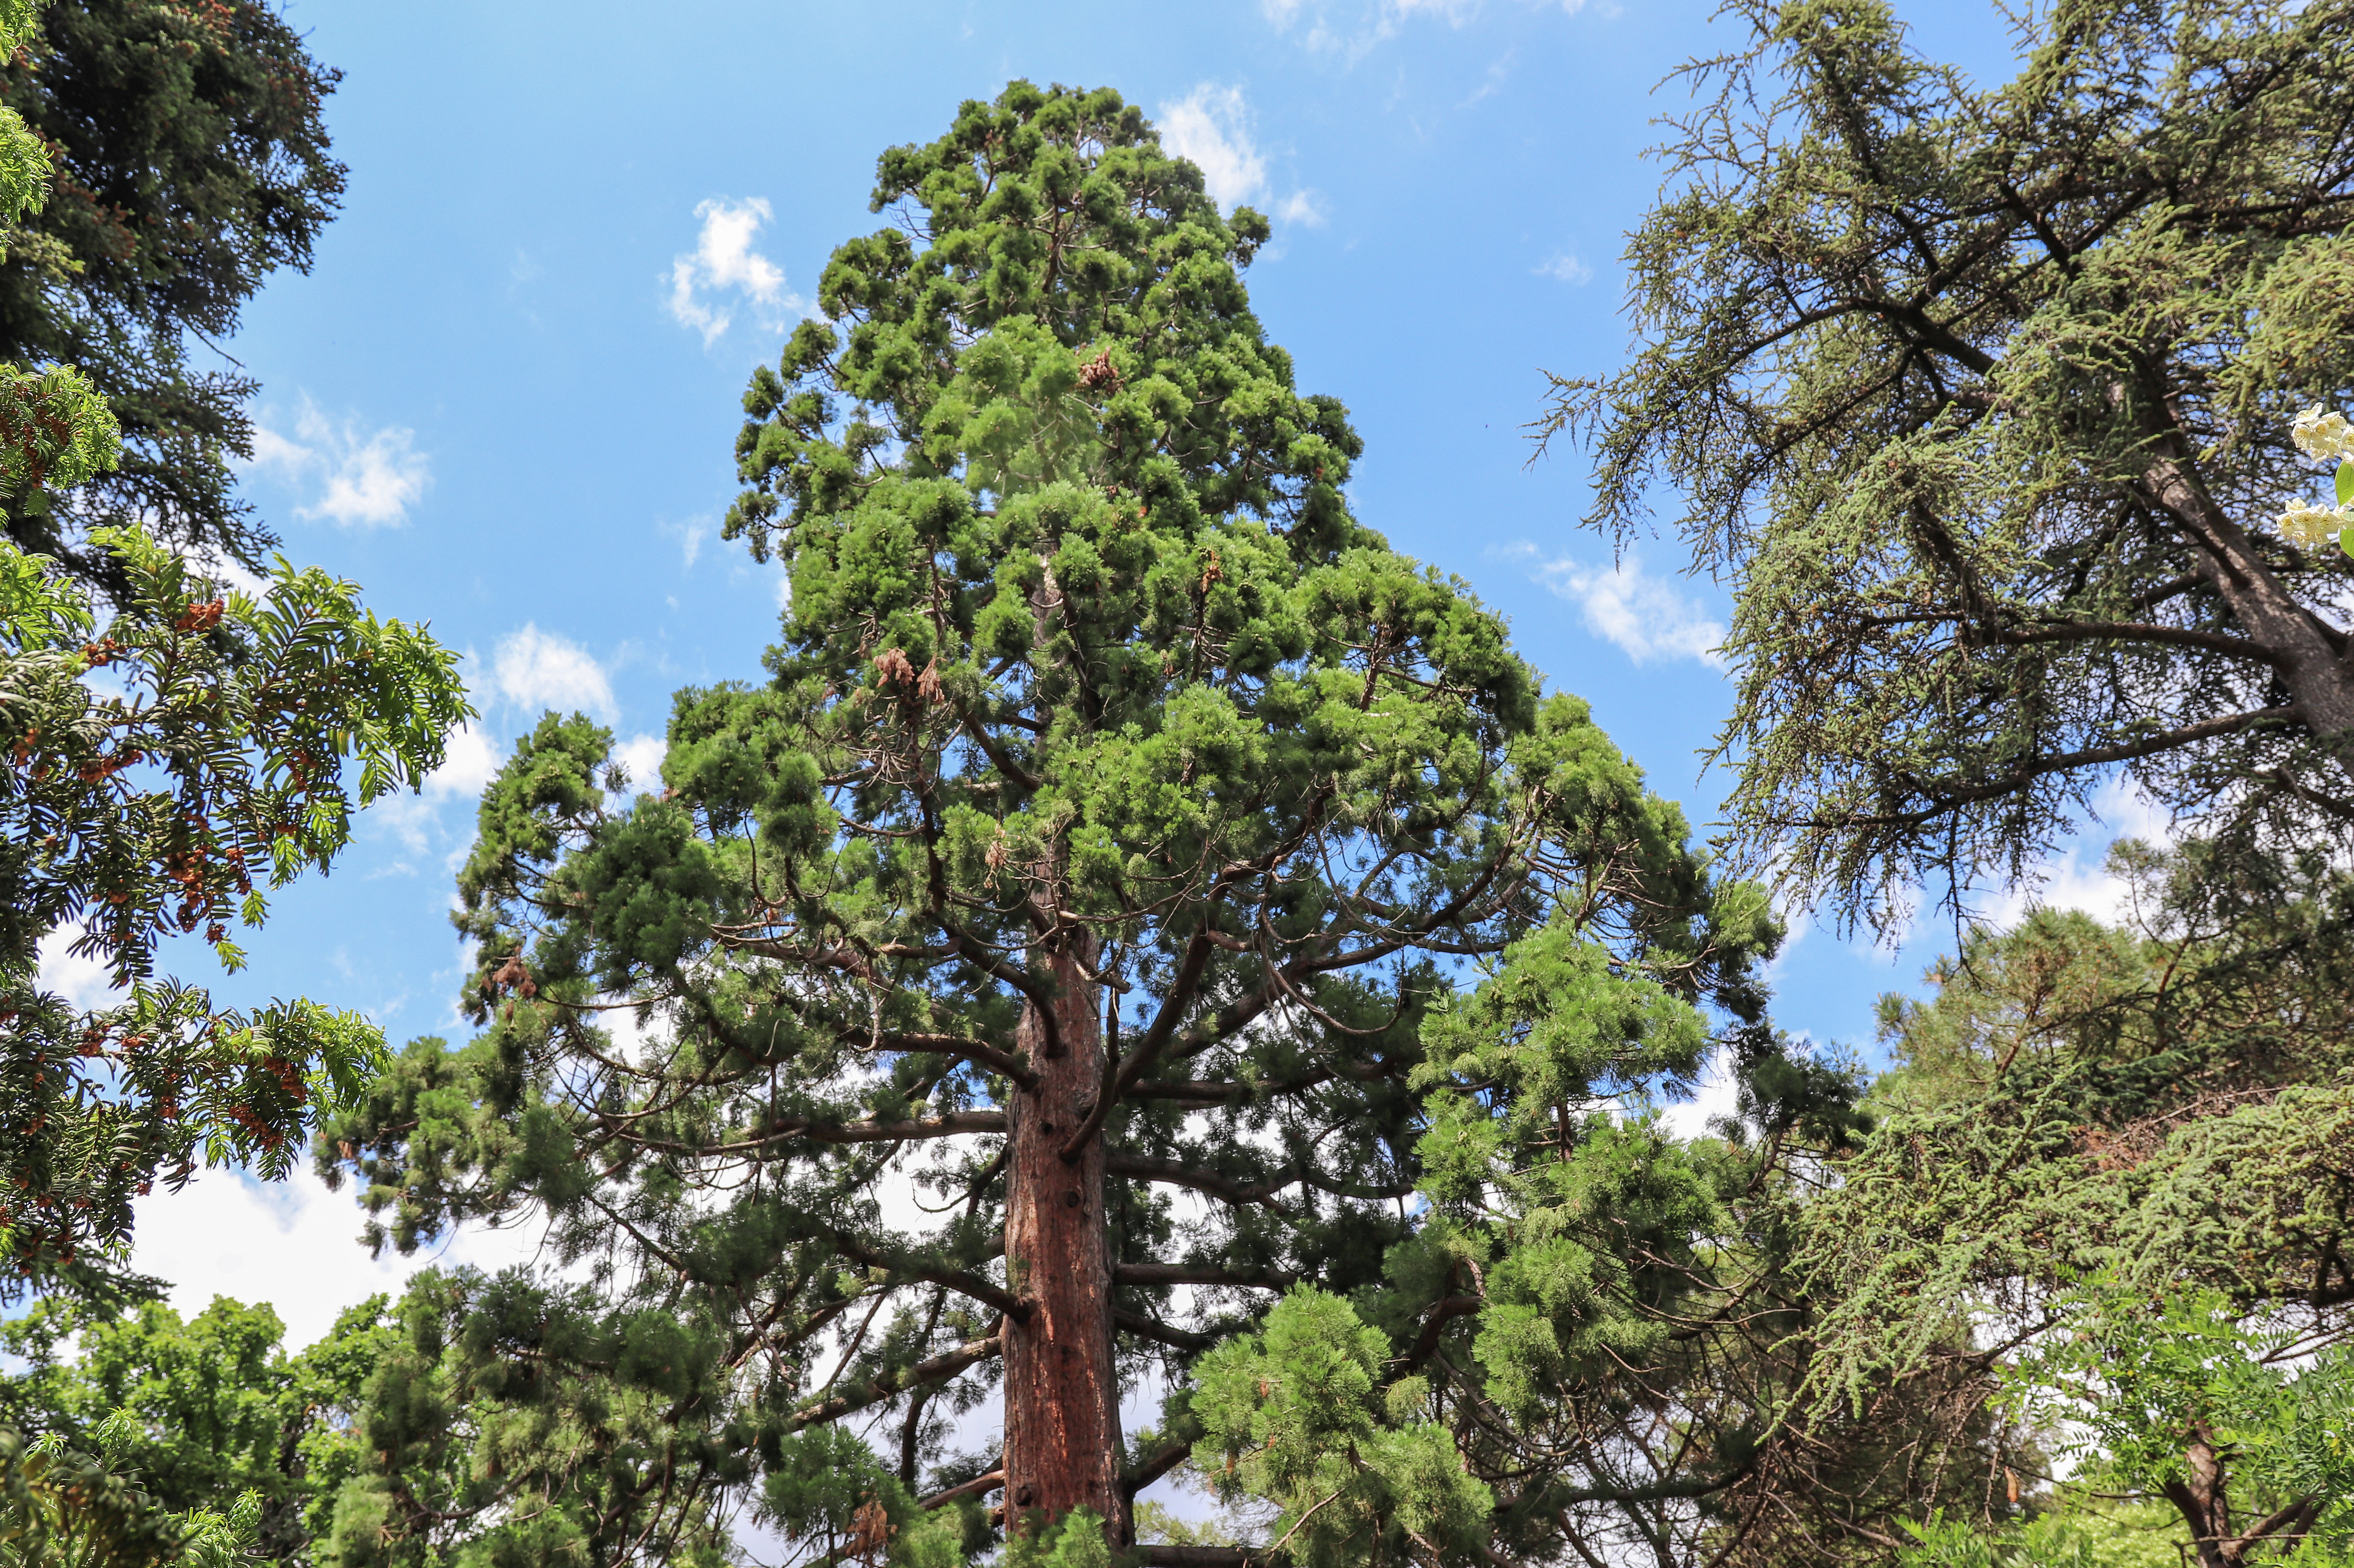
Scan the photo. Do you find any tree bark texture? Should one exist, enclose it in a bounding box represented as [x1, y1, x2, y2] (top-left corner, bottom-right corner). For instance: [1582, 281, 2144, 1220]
[1001, 935, 1122, 1541]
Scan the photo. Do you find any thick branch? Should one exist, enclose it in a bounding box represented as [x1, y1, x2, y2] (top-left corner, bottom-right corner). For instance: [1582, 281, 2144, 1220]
[1113, 1308, 1214, 1354]
[1405, 1294, 1484, 1365]
[1109, 1154, 1413, 1211]
[2223, 1494, 2318, 1559]
[828, 1234, 1031, 1323]
[921, 1470, 1004, 1511]
[881, 1032, 1038, 1089]
[1985, 620, 2285, 666]
[1115, 1263, 1296, 1291]
[785, 1323, 1002, 1432]
[1812, 708, 2294, 830]
[662, 1110, 1006, 1156]
[1122, 1440, 1192, 1501]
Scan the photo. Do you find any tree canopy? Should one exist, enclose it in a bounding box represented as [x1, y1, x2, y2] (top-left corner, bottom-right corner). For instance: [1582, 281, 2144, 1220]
[0, 523, 468, 1299]
[0, 0, 455, 1305]
[1540, 0, 2354, 929]
[0, 0, 345, 599]
[0, 1291, 398, 1566]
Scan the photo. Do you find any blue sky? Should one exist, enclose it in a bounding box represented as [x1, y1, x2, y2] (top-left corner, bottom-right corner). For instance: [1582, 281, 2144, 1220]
[42, 0, 2168, 1342]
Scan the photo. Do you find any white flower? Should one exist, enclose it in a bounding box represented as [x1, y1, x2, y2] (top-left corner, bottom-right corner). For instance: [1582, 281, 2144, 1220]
[2276, 501, 2346, 549]
[2292, 405, 2354, 464]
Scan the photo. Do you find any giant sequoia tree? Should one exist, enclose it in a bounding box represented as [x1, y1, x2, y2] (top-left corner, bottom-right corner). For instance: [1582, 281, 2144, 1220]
[1541, 0, 2354, 928]
[320, 83, 1773, 1564]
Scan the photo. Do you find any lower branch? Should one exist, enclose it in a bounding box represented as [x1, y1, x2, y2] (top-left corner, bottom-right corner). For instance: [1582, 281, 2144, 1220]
[784, 1322, 1002, 1432]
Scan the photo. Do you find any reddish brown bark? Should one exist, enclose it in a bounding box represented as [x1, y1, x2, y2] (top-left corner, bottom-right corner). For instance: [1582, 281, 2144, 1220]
[1001, 936, 1122, 1543]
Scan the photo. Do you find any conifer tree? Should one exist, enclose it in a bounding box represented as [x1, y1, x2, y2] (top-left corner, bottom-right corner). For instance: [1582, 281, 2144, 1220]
[320, 82, 1775, 1564]
[1538, 0, 2354, 930]
[0, 0, 346, 600]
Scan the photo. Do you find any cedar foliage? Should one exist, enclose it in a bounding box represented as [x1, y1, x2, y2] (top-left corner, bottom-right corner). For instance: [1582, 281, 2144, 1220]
[1795, 842, 2354, 1565]
[1539, 0, 2354, 930]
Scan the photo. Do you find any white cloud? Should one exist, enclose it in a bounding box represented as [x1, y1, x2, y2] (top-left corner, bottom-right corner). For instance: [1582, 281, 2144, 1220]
[662, 516, 709, 568]
[1978, 776, 2176, 931]
[1266, 0, 1583, 58]
[368, 720, 503, 852]
[1161, 87, 1270, 209]
[428, 724, 504, 801]
[1159, 86, 1323, 224]
[611, 733, 667, 797]
[129, 1165, 549, 1350]
[1537, 251, 1593, 284]
[1659, 1045, 1742, 1141]
[1275, 190, 1328, 226]
[667, 197, 800, 346]
[1531, 552, 1726, 667]
[180, 549, 274, 600]
[249, 397, 431, 528]
[35, 925, 122, 1012]
[493, 623, 617, 722]
[1264, 0, 1473, 55]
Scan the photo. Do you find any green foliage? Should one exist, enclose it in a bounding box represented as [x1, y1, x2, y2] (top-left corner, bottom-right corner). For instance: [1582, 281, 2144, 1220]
[1543, 0, 2354, 928]
[313, 1265, 743, 1568]
[0, 525, 468, 1297]
[1897, 1504, 2187, 1568]
[1129, 1497, 1252, 1550]
[0, 362, 119, 500]
[2003, 1287, 2354, 1562]
[0, 0, 345, 598]
[0, 1291, 398, 1565]
[0, 0, 120, 521]
[0, 0, 52, 228]
[1000, 1510, 1117, 1568]
[1192, 1289, 1491, 1566]
[1802, 842, 2354, 1415]
[1746, 843, 2354, 1566]
[0, 1428, 178, 1567]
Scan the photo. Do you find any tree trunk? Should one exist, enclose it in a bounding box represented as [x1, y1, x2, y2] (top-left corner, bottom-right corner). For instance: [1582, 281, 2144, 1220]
[2141, 441, 2354, 739]
[1001, 934, 1122, 1543]
[2164, 1424, 2236, 1568]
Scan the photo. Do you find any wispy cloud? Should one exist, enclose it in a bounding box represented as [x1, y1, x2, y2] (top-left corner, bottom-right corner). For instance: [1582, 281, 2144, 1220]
[249, 397, 431, 528]
[1266, 0, 1586, 60]
[667, 197, 799, 346]
[1159, 85, 1324, 225]
[1528, 550, 1726, 667]
[1537, 251, 1593, 284]
[1275, 190, 1328, 226]
[493, 623, 617, 721]
[660, 516, 709, 569]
